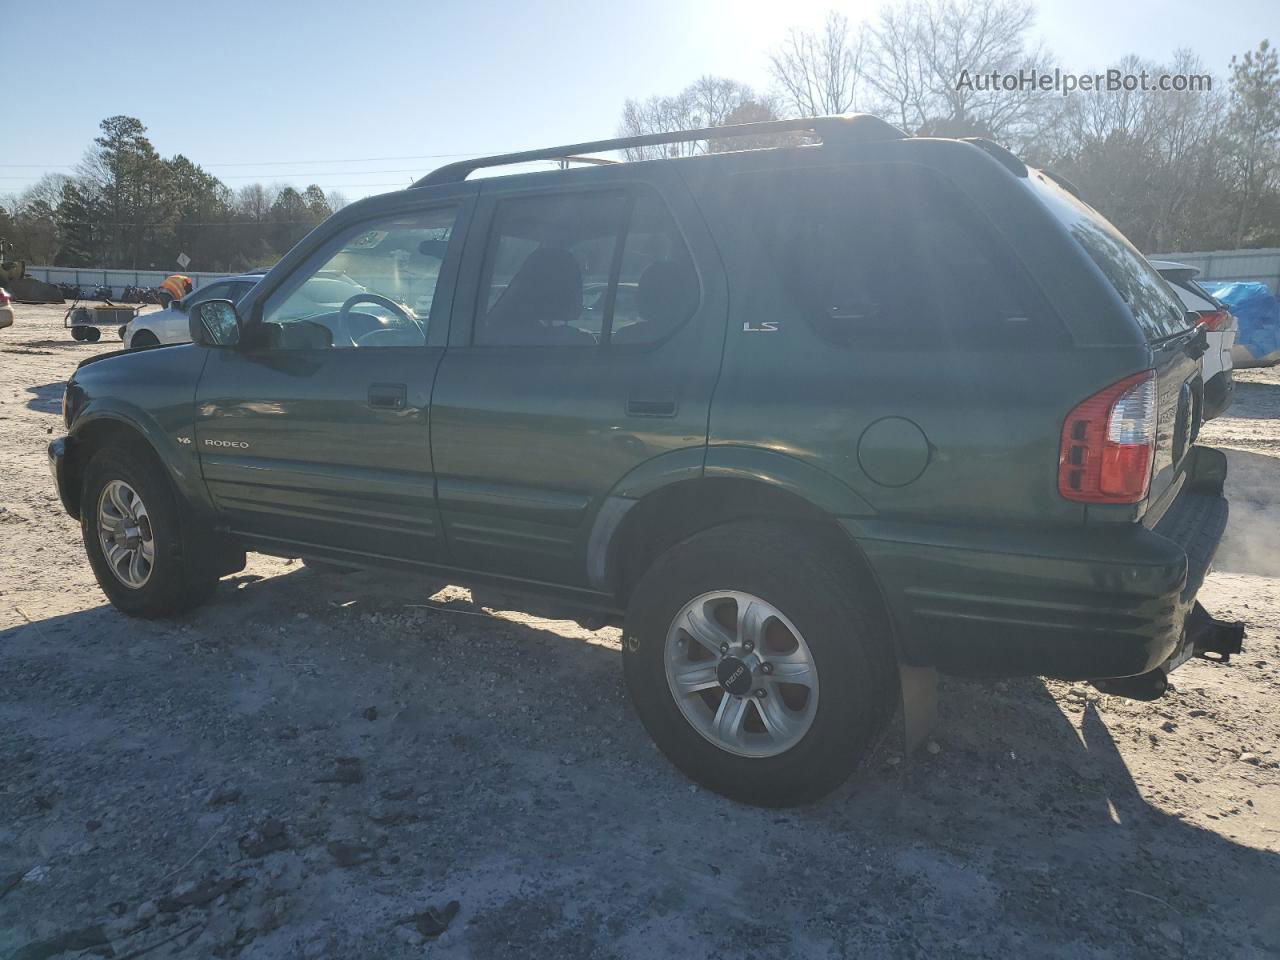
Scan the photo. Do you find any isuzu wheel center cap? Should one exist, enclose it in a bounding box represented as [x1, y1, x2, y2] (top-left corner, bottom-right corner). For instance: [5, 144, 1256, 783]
[716, 656, 754, 695]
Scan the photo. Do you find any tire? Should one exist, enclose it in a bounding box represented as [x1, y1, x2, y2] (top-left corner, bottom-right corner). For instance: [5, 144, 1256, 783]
[80, 447, 218, 618]
[71, 326, 87, 341]
[622, 521, 896, 806]
[129, 330, 159, 349]
[84, 327, 102, 343]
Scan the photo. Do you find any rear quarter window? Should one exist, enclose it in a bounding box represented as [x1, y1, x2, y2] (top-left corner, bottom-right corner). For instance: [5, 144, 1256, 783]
[709, 163, 1063, 350]
[1028, 171, 1190, 341]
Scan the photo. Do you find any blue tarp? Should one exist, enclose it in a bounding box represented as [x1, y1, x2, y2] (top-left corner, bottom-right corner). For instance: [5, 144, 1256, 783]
[1205, 281, 1280, 365]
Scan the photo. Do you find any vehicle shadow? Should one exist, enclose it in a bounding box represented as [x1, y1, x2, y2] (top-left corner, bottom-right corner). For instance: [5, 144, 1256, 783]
[9, 339, 92, 350]
[2, 566, 1276, 957]
[1215, 448, 1280, 577]
[24, 382, 64, 415]
[844, 673, 1279, 953]
[1219, 375, 1280, 421]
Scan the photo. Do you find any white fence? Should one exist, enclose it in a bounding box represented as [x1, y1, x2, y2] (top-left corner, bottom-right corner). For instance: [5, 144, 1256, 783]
[23, 266, 241, 294]
[1149, 247, 1280, 294]
[25, 246, 1280, 297]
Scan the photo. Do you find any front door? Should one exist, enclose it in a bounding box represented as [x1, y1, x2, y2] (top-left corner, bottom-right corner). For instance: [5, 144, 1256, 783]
[194, 195, 473, 563]
[429, 170, 727, 587]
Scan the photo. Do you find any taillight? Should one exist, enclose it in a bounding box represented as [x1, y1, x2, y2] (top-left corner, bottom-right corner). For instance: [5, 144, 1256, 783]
[1059, 370, 1156, 503]
[0, 288, 10, 305]
[1198, 309, 1229, 332]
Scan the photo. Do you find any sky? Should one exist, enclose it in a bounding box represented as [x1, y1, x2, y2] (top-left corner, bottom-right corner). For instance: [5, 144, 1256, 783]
[5, 0, 1274, 201]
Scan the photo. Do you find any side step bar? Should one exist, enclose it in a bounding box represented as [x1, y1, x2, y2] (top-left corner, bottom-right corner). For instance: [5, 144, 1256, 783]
[1092, 602, 1245, 702]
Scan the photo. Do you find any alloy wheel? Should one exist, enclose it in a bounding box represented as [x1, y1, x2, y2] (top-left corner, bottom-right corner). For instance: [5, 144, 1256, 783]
[96, 479, 156, 589]
[664, 590, 819, 758]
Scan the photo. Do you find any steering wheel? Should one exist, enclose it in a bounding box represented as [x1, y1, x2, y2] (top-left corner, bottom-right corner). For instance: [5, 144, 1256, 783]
[336, 293, 420, 346]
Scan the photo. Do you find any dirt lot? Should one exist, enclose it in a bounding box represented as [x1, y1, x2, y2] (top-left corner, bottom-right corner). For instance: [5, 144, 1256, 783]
[2, 302, 1278, 959]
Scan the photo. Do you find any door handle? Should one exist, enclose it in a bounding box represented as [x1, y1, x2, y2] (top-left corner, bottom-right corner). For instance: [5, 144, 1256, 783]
[368, 383, 407, 409]
[626, 397, 677, 418]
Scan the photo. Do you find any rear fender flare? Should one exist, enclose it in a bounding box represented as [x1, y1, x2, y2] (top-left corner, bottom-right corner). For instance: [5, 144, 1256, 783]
[701, 446, 877, 518]
[586, 445, 878, 592]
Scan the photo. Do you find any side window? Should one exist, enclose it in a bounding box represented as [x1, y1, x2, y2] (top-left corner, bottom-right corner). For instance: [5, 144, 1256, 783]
[475, 188, 697, 347]
[477, 191, 625, 346]
[185, 282, 230, 307]
[259, 206, 457, 350]
[611, 193, 699, 345]
[728, 166, 1060, 349]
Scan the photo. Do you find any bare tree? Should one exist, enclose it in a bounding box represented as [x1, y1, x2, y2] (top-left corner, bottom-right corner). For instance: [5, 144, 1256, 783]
[864, 0, 1044, 138]
[235, 183, 277, 222]
[862, 2, 931, 133]
[768, 12, 866, 117]
[619, 76, 763, 159]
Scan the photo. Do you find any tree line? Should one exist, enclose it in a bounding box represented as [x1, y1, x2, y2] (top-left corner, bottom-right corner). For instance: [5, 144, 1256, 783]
[3, 5, 1276, 270]
[620, 2, 1279, 254]
[0, 116, 349, 273]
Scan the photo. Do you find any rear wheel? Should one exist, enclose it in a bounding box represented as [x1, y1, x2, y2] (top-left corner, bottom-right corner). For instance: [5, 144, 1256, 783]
[623, 522, 896, 806]
[70, 326, 87, 341]
[84, 327, 102, 343]
[81, 448, 218, 617]
[129, 330, 159, 349]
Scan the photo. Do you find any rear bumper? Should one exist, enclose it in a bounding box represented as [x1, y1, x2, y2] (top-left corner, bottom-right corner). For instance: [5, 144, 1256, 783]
[846, 447, 1231, 680]
[1203, 370, 1234, 420]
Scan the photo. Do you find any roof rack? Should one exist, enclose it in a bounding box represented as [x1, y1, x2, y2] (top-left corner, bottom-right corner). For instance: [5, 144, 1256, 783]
[413, 114, 906, 187]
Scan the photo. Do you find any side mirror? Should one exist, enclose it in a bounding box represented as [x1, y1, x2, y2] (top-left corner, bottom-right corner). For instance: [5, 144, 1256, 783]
[189, 299, 241, 347]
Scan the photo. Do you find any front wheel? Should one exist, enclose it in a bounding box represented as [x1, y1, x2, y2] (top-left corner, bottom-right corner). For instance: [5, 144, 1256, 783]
[81, 448, 218, 617]
[129, 330, 159, 349]
[623, 522, 896, 806]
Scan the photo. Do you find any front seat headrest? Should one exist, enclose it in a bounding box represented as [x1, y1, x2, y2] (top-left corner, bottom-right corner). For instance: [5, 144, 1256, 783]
[613, 260, 698, 343]
[485, 247, 584, 341]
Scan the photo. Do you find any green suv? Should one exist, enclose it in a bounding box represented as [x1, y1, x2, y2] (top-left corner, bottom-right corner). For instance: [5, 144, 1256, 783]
[50, 116, 1244, 805]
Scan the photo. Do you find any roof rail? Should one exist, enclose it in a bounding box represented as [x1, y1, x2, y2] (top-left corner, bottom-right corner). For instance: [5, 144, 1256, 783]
[958, 137, 1027, 177]
[413, 114, 906, 187]
[554, 155, 618, 167]
[1040, 168, 1082, 199]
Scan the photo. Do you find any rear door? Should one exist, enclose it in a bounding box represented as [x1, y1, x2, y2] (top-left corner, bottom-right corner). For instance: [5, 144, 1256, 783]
[428, 168, 727, 587]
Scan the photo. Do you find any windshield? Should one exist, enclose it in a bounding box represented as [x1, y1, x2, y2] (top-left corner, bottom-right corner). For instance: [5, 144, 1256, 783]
[1027, 169, 1191, 341]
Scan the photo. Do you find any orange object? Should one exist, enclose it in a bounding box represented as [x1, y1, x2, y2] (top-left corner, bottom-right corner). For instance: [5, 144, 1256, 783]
[160, 274, 193, 303]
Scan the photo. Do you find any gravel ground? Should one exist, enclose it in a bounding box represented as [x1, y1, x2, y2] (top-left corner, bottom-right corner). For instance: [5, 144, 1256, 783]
[2, 303, 1278, 959]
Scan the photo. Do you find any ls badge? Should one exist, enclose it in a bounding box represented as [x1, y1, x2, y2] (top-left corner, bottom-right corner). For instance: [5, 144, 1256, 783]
[743, 321, 779, 333]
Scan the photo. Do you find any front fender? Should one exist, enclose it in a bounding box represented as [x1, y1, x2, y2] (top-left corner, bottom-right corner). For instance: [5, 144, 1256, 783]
[72, 403, 206, 505]
[65, 345, 212, 515]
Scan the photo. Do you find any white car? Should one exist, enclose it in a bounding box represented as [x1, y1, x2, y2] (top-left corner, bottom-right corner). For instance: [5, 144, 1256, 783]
[123, 274, 262, 348]
[1151, 260, 1237, 420]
